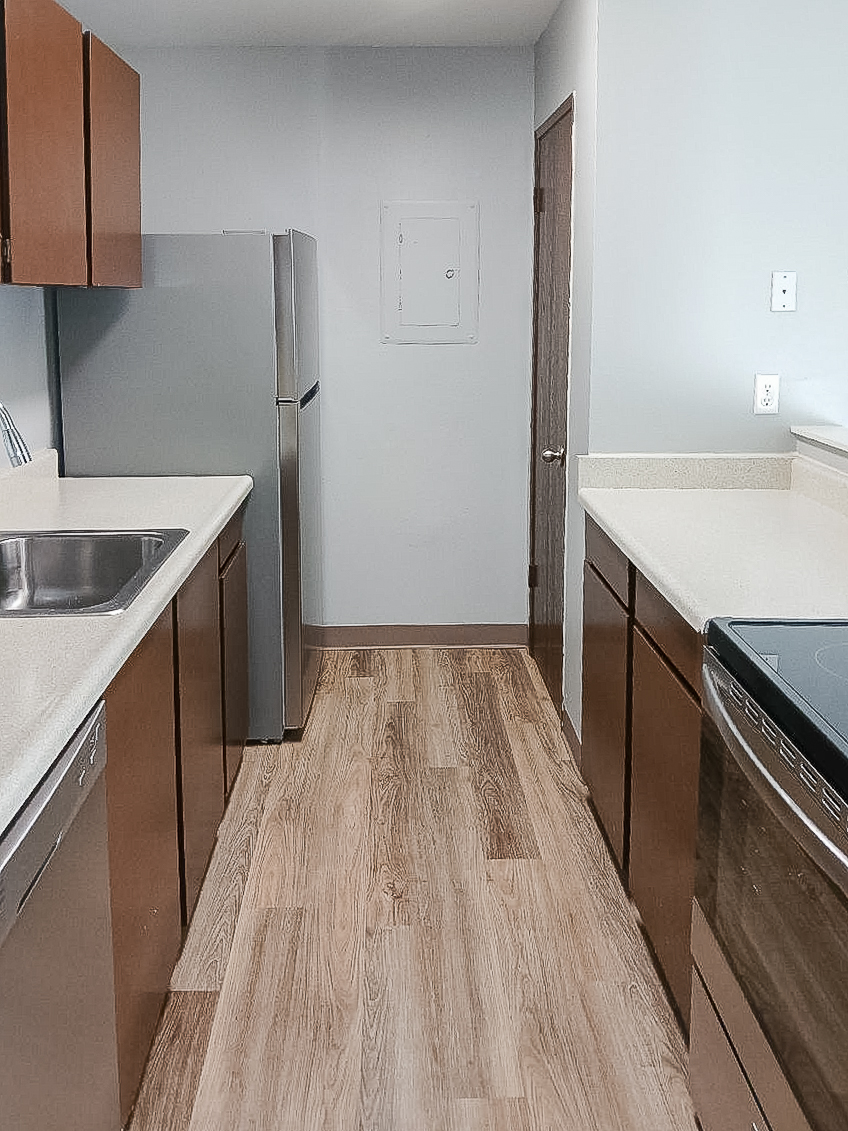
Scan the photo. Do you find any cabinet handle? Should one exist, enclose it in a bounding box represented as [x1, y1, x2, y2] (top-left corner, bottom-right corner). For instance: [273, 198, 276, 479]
[541, 446, 565, 465]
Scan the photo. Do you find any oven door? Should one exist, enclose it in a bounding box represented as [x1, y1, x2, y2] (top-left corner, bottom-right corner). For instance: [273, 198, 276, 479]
[697, 650, 848, 1131]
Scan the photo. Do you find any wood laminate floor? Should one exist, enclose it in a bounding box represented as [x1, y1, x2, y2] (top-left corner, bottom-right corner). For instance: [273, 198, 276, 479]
[129, 648, 697, 1131]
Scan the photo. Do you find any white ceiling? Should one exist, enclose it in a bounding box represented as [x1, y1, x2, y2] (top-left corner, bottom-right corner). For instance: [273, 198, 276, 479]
[63, 0, 561, 49]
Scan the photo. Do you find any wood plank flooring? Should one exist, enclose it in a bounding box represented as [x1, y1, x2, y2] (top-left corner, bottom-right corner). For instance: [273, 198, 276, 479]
[129, 648, 697, 1131]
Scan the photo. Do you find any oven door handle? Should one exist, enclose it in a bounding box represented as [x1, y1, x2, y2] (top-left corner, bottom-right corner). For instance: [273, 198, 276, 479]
[703, 661, 848, 902]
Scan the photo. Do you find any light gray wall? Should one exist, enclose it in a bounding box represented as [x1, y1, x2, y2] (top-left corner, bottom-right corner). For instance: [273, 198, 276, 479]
[125, 47, 323, 236]
[125, 46, 535, 628]
[316, 49, 534, 627]
[0, 290, 52, 461]
[534, 0, 598, 736]
[535, 0, 848, 739]
[591, 0, 848, 453]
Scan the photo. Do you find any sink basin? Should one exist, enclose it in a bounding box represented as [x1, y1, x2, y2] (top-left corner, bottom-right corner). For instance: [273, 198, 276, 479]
[0, 529, 189, 615]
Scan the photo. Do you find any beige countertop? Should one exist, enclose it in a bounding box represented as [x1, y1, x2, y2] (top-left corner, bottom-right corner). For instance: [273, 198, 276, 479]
[579, 450, 848, 632]
[0, 453, 252, 839]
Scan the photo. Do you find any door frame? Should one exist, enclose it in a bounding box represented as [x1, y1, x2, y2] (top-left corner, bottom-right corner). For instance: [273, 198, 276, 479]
[528, 94, 575, 728]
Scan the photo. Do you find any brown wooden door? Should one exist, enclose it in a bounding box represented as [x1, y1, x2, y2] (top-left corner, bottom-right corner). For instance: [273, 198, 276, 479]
[104, 604, 182, 1124]
[581, 562, 630, 871]
[220, 538, 249, 795]
[175, 542, 225, 925]
[630, 625, 702, 1030]
[1, 0, 87, 284]
[85, 31, 141, 286]
[529, 98, 573, 715]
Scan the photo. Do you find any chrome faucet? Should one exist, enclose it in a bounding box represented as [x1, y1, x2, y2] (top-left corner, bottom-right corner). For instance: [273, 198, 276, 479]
[0, 401, 32, 467]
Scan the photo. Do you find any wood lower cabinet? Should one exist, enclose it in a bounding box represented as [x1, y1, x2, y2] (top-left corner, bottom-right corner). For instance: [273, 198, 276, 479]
[220, 537, 249, 794]
[1, 0, 87, 284]
[104, 604, 182, 1126]
[630, 625, 702, 1027]
[175, 542, 225, 925]
[99, 523, 249, 1117]
[581, 514, 704, 1030]
[581, 561, 630, 870]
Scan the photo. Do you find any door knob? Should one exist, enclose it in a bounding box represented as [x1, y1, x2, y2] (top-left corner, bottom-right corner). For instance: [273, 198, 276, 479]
[541, 446, 565, 465]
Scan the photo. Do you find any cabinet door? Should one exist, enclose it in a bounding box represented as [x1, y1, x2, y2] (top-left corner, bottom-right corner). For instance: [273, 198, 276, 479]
[221, 539, 249, 795]
[176, 542, 225, 924]
[85, 32, 141, 286]
[104, 605, 182, 1125]
[630, 626, 701, 1029]
[2, 0, 87, 284]
[581, 561, 630, 871]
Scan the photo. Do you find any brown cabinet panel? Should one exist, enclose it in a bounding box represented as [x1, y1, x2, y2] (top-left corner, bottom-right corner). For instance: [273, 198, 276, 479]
[635, 572, 702, 695]
[585, 515, 631, 608]
[85, 32, 141, 286]
[175, 542, 225, 925]
[630, 626, 701, 1028]
[104, 604, 182, 1125]
[581, 561, 630, 870]
[221, 538, 249, 795]
[217, 509, 243, 572]
[2, 0, 87, 284]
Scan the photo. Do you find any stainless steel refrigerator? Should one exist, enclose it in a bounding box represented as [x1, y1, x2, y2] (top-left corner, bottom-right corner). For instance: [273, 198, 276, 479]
[56, 231, 323, 738]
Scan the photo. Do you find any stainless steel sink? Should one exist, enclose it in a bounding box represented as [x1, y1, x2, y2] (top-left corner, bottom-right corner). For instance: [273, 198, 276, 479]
[0, 529, 189, 615]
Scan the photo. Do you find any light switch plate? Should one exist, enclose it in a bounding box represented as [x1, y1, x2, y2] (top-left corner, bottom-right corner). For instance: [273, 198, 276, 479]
[771, 271, 796, 312]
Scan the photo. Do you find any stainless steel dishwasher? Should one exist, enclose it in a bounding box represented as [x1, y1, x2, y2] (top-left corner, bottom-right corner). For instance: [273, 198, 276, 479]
[0, 701, 121, 1130]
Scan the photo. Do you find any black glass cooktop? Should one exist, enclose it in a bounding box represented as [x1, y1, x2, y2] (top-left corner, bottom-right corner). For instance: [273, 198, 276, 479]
[708, 618, 848, 799]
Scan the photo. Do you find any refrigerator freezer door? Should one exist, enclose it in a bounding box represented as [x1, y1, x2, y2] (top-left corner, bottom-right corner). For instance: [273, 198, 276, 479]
[274, 231, 319, 401]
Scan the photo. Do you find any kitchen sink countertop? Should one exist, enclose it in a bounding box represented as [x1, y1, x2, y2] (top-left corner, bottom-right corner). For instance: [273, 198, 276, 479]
[0, 451, 252, 840]
[579, 447, 848, 631]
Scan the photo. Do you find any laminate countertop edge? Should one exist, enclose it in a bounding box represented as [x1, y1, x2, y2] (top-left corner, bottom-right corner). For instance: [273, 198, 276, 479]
[578, 452, 848, 635]
[0, 459, 253, 839]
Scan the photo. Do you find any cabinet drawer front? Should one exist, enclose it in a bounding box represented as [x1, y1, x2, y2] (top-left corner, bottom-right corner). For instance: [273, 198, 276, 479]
[690, 970, 769, 1131]
[585, 515, 631, 608]
[635, 572, 702, 696]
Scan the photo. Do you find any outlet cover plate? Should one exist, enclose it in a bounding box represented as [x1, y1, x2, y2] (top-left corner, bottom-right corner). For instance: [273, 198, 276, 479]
[754, 373, 780, 414]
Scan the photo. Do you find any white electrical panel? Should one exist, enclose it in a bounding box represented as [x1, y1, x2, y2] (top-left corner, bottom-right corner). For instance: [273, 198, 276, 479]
[380, 201, 480, 344]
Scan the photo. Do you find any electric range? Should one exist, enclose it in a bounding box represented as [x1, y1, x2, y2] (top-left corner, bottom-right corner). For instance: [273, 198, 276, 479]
[707, 617, 848, 800]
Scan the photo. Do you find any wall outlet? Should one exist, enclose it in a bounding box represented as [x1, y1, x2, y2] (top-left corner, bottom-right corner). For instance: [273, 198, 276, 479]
[754, 373, 780, 414]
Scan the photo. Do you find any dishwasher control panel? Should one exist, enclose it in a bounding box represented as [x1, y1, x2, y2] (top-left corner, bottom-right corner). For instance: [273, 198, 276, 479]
[0, 701, 106, 948]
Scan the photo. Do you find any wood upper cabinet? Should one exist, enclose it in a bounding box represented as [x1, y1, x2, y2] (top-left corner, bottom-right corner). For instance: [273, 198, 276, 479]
[175, 542, 225, 926]
[1, 0, 88, 284]
[104, 604, 182, 1125]
[85, 31, 141, 286]
[0, 0, 141, 286]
